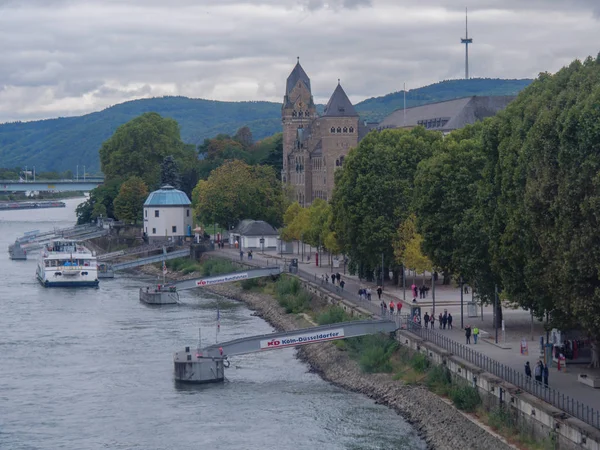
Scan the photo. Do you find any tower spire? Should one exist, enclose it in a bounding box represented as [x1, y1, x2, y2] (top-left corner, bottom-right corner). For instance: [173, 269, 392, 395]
[460, 7, 473, 79]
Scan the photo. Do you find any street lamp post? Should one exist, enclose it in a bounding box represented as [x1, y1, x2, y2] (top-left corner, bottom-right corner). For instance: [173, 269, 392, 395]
[381, 252, 384, 288]
[432, 271, 436, 317]
[402, 265, 406, 302]
[494, 284, 499, 344]
[460, 276, 464, 329]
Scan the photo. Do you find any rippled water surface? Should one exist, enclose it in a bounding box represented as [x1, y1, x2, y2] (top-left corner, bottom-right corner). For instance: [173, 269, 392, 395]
[0, 199, 425, 450]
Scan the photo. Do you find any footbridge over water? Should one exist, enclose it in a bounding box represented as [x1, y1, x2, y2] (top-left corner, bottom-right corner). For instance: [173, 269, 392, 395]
[173, 320, 397, 384]
[140, 267, 282, 305]
[0, 179, 104, 192]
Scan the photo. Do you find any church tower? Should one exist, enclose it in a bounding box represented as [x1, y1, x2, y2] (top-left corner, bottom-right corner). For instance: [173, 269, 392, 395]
[282, 58, 316, 206]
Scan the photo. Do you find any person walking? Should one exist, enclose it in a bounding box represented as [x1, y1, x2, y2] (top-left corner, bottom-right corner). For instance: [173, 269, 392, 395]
[366, 287, 372, 301]
[340, 280, 345, 290]
[424, 312, 430, 328]
[525, 361, 532, 380]
[389, 301, 395, 316]
[381, 300, 387, 316]
[534, 361, 543, 384]
[331, 272, 336, 285]
[447, 313, 453, 329]
[325, 274, 329, 284]
[442, 312, 448, 330]
[397, 302, 402, 316]
[239, 250, 244, 261]
[438, 313, 443, 329]
[472, 326, 479, 344]
[336, 273, 341, 284]
[377, 286, 383, 300]
[465, 325, 472, 344]
[430, 314, 435, 329]
[543, 363, 549, 387]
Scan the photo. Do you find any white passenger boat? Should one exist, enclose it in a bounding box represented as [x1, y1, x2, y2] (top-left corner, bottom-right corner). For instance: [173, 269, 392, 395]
[36, 239, 99, 287]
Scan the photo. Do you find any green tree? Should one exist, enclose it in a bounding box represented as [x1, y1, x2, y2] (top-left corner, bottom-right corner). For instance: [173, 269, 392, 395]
[192, 160, 286, 229]
[331, 127, 440, 281]
[75, 178, 122, 224]
[413, 125, 485, 279]
[160, 155, 181, 189]
[99, 112, 196, 189]
[233, 126, 254, 149]
[113, 176, 149, 224]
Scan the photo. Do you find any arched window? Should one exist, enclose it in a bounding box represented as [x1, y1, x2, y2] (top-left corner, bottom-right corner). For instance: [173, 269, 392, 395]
[292, 111, 297, 117]
[339, 156, 345, 166]
[330, 127, 335, 133]
[298, 111, 303, 117]
[335, 159, 340, 167]
[349, 127, 354, 133]
[343, 127, 348, 133]
[337, 127, 342, 133]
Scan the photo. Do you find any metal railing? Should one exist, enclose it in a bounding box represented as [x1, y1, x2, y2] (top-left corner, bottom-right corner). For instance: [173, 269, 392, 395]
[403, 319, 600, 430]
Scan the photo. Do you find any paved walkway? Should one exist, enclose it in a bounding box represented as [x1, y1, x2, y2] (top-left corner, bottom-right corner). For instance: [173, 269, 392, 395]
[211, 245, 600, 418]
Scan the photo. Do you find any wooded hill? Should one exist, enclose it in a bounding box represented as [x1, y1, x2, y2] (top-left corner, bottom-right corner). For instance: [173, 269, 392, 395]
[0, 78, 531, 173]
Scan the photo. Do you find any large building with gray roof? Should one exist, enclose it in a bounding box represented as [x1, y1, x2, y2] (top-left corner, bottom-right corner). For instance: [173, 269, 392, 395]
[281, 60, 514, 206]
[376, 95, 515, 134]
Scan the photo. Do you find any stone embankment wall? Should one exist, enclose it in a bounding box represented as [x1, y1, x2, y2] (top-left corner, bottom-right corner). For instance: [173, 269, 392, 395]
[401, 331, 600, 450]
[206, 281, 513, 450]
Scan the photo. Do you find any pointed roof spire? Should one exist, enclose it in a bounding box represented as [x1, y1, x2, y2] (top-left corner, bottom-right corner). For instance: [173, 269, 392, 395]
[323, 83, 358, 117]
[286, 58, 311, 94]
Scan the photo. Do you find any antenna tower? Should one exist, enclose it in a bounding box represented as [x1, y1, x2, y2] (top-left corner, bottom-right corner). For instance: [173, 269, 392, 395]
[460, 7, 473, 79]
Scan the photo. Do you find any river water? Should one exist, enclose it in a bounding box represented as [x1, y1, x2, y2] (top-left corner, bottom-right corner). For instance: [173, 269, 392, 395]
[0, 198, 425, 450]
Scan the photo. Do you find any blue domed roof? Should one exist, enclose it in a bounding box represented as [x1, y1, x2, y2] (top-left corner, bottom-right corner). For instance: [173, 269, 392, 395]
[144, 185, 191, 206]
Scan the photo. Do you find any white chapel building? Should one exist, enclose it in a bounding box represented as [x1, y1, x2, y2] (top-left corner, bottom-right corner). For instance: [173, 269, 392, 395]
[143, 185, 193, 243]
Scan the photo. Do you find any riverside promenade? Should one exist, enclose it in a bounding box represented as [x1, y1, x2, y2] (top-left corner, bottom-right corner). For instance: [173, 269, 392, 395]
[211, 244, 600, 426]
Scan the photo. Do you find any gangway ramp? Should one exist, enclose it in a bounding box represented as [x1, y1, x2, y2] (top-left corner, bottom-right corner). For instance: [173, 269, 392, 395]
[173, 267, 282, 292]
[201, 319, 397, 358]
[140, 267, 282, 305]
[111, 248, 190, 271]
[173, 320, 398, 383]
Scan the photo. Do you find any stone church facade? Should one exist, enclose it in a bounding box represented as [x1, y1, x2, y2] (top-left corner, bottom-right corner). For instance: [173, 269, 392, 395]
[281, 60, 365, 206]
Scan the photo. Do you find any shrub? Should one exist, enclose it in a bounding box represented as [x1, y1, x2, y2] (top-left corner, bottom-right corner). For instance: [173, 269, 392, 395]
[275, 276, 301, 297]
[202, 259, 235, 276]
[346, 334, 398, 373]
[317, 306, 352, 325]
[240, 278, 261, 290]
[410, 353, 431, 373]
[450, 384, 481, 412]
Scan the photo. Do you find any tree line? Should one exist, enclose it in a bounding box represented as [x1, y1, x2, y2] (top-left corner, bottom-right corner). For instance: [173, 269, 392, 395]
[76, 112, 284, 225]
[330, 55, 600, 367]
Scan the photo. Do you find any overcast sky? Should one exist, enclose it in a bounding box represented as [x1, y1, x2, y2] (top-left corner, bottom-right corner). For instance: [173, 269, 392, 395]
[0, 0, 598, 122]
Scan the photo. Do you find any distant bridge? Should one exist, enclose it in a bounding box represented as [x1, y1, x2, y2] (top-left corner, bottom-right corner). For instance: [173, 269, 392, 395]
[0, 179, 104, 192]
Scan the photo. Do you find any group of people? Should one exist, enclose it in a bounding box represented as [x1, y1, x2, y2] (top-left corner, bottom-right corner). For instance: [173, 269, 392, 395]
[239, 249, 253, 260]
[525, 360, 549, 386]
[464, 325, 480, 344]
[411, 283, 430, 299]
[380, 299, 403, 316]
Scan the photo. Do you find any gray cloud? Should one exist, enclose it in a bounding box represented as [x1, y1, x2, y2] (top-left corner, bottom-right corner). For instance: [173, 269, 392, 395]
[0, 0, 598, 122]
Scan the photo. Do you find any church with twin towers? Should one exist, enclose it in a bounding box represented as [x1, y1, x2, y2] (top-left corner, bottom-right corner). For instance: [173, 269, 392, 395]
[281, 55, 515, 207]
[281, 59, 368, 207]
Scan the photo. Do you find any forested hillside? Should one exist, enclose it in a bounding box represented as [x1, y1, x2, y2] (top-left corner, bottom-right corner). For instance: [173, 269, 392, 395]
[0, 78, 531, 172]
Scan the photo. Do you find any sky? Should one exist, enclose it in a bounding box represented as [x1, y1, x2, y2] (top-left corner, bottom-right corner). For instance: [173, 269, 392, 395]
[0, 0, 599, 122]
